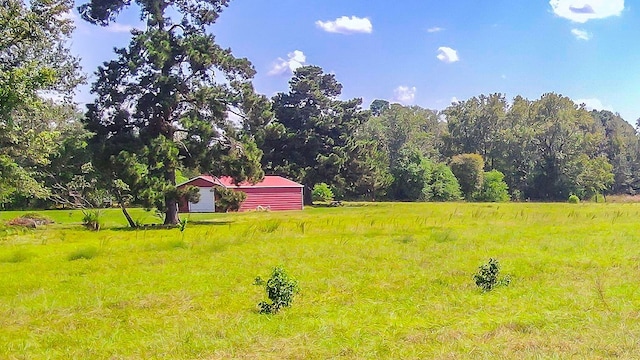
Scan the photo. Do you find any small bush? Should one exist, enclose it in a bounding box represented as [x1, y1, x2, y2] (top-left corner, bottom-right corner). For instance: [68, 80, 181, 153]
[473, 258, 510, 292]
[254, 267, 299, 314]
[82, 210, 103, 231]
[215, 186, 247, 212]
[68, 246, 98, 261]
[312, 183, 334, 203]
[568, 194, 580, 204]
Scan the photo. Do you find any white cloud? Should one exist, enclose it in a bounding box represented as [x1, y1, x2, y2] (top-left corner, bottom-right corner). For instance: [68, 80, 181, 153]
[268, 50, 306, 76]
[436, 47, 459, 63]
[571, 28, 591, 40]
[105, 23, 136, 33]
[427, 27, 444, 33]
[550, 0, 624, 23]
[393, 86, 417, 105]
[451, 97, 459, 104]
[575, 98, 613, 111]
[315, 16, 373, 34]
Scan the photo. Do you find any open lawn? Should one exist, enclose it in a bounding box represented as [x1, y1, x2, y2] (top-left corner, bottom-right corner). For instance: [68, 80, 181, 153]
[2, 203, 640, 359]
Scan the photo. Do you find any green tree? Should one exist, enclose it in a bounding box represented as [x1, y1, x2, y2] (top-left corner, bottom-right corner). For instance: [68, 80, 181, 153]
[389, 147, 432, 201]
[450, 154, 484, 200]
[79, 0, 269, 225]
[261, 66, 369, 203]
[0, 0, 82, 205]
[427, 162, 462, 201]
[474, 170, 510, 202]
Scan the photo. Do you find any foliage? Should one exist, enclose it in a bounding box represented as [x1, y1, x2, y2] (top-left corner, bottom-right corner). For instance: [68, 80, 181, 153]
[568, 194, 580, 204]
[81, 210, 102, 231]
[80, 0, 269, 225]
[254, 267, 299, 314]
[389, 147, 432, 201]
[427, 162, 462, 201]
[261, 66, 369, 203]
[473, 258, 510, 292]
[450, 154, 484, 200]
[215, 186, 246, 212]
[0, 0, 83, 204]
[312, 183, 334, 203]
[474, 170, 510, 202]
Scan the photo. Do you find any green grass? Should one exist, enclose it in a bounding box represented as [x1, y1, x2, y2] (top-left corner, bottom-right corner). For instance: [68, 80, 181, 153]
[1, 203, 640, 358]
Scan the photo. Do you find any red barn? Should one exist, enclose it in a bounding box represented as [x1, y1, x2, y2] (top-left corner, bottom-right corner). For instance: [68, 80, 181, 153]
[177, 175, 304, 212]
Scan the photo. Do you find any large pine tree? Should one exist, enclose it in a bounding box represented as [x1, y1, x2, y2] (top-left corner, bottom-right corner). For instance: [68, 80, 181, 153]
[79, 0, 270, 225]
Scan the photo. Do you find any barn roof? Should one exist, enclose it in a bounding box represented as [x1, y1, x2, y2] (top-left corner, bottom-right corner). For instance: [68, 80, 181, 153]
[177, 175, 303, 188]
[218, 176, 303, 188]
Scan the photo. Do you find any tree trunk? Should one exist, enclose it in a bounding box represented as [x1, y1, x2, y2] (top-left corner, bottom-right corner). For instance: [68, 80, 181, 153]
[164, 200, 180, 225]
[114, 190, 137, 228]
[164, 167, 180, 225]
[304, 184, 313, 205]
[120, 202, 137, 228]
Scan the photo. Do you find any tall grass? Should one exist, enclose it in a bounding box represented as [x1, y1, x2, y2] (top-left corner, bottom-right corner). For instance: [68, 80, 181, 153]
[1, 203, 640, 358]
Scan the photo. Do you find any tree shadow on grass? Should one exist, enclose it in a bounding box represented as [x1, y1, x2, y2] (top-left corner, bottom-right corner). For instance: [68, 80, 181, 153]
[108, 219, 234, 231]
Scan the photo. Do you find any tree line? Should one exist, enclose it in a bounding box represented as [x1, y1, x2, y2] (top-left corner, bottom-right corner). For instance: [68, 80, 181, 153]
[2, 0, 639, 226]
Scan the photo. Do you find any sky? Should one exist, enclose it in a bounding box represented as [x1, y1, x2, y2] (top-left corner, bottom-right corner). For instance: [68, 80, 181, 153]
[69, 0, 640, 124]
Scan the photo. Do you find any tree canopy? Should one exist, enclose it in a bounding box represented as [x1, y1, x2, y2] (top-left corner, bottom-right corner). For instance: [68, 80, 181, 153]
[79, 0, 270, 224]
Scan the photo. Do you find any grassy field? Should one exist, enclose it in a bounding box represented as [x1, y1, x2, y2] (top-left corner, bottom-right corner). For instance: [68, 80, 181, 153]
[2, 202, 640, 359]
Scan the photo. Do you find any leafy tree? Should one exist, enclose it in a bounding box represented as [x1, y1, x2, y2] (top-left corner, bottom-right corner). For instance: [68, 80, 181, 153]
[79, 0, 269, 225]
[474, 170, 510, 202]
[427, 162, 462, 201]
[0, 0, 82, 205]
[450, 154, 484, 200]
[443, 93, 507, 168]
[527, 93, 604, 200]
[389, 147, 432, 201]
[261, 66, 369, 203]
[312, 183, 334, 203]
[590, 110, 639, 194]
[570, 155, 614, 199]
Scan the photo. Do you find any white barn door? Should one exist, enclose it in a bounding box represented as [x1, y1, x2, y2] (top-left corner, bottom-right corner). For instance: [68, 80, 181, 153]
[189, 187, 215, 212]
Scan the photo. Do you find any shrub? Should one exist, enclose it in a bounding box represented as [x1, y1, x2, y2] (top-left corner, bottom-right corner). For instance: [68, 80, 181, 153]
[568, 194, 580, 204]
[473, 258, 510, 292]
[254, 267, 299, 314]
[428, 162, 462, 201]
[474, 170, 510, 202]
[82, 210, 103, 231]
[215, 186, 247, 212]
[312, 183, 334, 203]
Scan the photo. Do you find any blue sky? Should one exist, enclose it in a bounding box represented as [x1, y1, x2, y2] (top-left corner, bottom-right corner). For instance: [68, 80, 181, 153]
[70, 0, 639, 123]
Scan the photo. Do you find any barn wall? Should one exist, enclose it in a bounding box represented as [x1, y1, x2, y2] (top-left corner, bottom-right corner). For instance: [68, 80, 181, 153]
[237, 187, 303, 211]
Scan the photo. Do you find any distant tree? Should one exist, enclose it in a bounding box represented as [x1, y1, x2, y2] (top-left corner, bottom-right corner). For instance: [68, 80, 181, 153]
[474, 170, 510, 202]
[450, 154, 484, 200]
[261, 66, 369, 203]
[79, 0, 269, 225]
[570, 155, 614, 199]
[590, 110, 639, 194]
[443, 93, 507, 168]
[370, 99, 390, 116]
[427, 163, 462, 201]
[389, 147, 432, 201]
[527, 93, 604, 200]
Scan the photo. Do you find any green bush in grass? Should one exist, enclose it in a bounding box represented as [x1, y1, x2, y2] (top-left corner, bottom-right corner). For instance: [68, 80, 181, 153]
[473, 258, 510, 292]
[255, 267, 299, 314]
